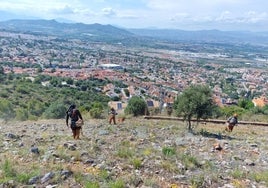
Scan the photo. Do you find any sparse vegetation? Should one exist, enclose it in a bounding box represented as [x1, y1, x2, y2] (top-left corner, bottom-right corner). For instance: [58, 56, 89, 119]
[0, 74, 110, 120]
[250, 171, 268, 186]
[0, 118, 267, 187]
[162, 146, 176, 156]
[130, 158, 142, 169]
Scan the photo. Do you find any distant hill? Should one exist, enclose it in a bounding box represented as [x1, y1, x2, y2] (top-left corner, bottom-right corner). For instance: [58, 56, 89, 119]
[0, 19, 268, 46]
[0, 19, 135, 42]
[128, 28, 268, 45]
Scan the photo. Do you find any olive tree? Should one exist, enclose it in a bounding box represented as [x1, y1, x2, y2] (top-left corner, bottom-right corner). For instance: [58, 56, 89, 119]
[174, 84, 217, 130]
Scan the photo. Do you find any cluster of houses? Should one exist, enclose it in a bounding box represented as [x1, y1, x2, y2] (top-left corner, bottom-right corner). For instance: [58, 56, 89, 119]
[1, 31, 268, 114]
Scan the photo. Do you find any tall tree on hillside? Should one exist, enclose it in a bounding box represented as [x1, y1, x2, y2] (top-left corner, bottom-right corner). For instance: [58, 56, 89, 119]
[174, 84, 217, 130]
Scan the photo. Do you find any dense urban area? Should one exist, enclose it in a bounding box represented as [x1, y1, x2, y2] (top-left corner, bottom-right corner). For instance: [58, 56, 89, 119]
[0, 28, 268, 111]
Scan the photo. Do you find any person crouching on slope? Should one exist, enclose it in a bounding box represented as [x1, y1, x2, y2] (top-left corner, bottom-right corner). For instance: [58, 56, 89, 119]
[225, 113, 238, 132]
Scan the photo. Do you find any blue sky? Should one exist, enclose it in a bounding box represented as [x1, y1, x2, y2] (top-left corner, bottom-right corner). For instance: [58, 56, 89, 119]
[0, 0, 268, 31]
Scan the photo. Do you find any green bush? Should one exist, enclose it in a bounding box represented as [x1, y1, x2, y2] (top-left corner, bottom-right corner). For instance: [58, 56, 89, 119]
[90, 108, 103, 119]
[238, 99, 254, 110]
[15, 108, 28, 121]
[27, 99, 45, 117]
[0, 99, 15, 121]
[89, 102, 104, 119]
[220, 105, 245, 118]
[43, 102, 66, 119]
[125, 96, 147, 116]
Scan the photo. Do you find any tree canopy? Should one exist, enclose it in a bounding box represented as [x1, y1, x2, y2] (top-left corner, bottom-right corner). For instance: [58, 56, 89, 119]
[125, 96, 147, 116]
[174, 84, 217, 130]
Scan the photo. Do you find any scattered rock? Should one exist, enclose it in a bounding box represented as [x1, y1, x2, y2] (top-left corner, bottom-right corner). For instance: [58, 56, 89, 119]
[28, 176, 40, 185]
[30, 146, 40, 154]
[41, 172, 55, 184]
[245, 159, 255, 166]
[5, 133, 19, 139]
[60, 170, 73, 180]
[63, 142, 77, 151]
[1, 119, 268, 187]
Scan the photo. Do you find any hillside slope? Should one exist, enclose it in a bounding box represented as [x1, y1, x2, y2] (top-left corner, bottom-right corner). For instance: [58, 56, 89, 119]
[0, 19, 135, 42]
[0, 118, 268, 187]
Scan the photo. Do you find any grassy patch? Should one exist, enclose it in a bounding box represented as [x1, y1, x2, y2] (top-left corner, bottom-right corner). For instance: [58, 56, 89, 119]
[143, 178, 159, 187]
[85, 181, 100, 188]
[2, 159, 16, 178]
[250, 171, 268, 185]
[160, 160, 179, 173]
[162, 146, 176, 157]
[108, 179, 125, 188]
[130, 158, 142, 169]
[0, 159, 40, 184]
[180, 154, 201, 170]
[230, 168, 247, 179]
[190, 174, 205, 188]
[115, 141, 138, 159]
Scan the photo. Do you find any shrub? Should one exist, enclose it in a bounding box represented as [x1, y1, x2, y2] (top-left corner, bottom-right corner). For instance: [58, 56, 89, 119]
[125, 96, 147, 116]
[27, 99, 45, 117]
[90, 108, 103, 119]
[0, 99, 15, 121]
[43, 102, 66, 119]
[90, 102, 104, 119]
[15, 108, 28, 121]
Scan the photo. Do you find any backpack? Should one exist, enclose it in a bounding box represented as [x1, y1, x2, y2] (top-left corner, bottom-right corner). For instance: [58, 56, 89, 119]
[228, 117, 237, 124]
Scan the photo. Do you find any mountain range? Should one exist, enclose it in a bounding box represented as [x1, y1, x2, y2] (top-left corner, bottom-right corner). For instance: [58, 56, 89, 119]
[0, 19, 268, 45]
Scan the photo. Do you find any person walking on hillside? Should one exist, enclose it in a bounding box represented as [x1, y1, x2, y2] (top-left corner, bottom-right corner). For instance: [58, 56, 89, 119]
[225, 113, 238, 132]
[109, 107, 117, 125]
[66, 104, 84, 139]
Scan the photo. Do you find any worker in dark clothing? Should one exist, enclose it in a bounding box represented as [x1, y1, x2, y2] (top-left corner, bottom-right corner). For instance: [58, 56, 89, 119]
[66, 104, 83, 139]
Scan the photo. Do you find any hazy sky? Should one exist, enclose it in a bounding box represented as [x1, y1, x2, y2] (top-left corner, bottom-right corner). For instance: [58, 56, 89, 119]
[0, 0, 268, 31]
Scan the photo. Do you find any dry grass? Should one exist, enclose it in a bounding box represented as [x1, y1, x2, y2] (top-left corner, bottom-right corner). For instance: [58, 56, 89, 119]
[1, 117, 268, 187]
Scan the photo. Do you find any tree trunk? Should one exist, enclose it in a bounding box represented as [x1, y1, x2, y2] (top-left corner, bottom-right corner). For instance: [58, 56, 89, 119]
[188, 119, 192, 130]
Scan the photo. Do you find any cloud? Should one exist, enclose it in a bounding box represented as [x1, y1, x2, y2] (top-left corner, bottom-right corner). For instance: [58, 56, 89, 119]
[101, 7, 117, 17]
[51, 5, 75, 15]
[0, 0, 268, 31]
[244, 11, 267, 23]
[215, 11, 268, 24]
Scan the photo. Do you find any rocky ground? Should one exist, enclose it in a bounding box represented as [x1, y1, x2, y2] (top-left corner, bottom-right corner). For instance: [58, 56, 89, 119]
[0, 117, 268, 188]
